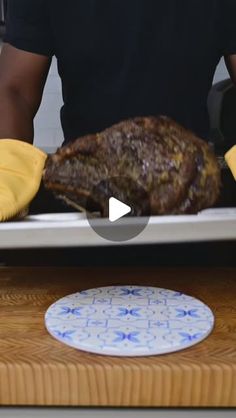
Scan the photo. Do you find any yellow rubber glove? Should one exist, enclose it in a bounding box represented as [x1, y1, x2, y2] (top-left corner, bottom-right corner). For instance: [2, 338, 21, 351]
[225, 145, 236, 180]
[0, 139, 47, 221]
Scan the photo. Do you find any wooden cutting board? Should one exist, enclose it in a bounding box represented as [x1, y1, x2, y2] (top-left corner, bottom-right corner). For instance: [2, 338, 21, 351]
[0, 266, 235, 407]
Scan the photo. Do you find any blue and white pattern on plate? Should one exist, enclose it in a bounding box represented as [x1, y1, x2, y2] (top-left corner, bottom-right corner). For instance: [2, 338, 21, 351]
[45, 286, 214, 356]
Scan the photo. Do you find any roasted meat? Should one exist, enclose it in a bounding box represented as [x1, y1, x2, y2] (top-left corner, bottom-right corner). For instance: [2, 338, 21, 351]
[43, 116, 221, 216]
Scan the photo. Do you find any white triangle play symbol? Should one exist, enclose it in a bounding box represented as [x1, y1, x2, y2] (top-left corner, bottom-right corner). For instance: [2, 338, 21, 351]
[109, 197, 132, 223]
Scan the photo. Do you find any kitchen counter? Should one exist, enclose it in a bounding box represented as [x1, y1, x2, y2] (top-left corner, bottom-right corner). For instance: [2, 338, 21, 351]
[0, 266, 235, 407]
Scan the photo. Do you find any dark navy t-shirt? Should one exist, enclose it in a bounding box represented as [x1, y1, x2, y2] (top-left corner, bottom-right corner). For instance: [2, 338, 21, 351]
[5, 0, 236, 143]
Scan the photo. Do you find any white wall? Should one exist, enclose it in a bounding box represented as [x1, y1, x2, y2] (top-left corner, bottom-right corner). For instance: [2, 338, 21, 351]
[33, 58, 64, 149]
[213, 58, 228, 84]
[34, 58, 230, 149]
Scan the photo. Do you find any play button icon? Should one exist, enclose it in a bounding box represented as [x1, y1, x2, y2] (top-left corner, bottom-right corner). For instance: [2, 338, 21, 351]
[86, 176, 150, 242]
[109, 197, 131, 222]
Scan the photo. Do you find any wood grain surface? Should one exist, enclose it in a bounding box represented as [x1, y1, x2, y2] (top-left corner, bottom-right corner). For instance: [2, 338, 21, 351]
[0, 267, 235, 407]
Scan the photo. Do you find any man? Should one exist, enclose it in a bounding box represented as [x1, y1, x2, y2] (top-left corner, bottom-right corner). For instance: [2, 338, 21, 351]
[0, 0, 236, 146]
[0, 0, 236, 263]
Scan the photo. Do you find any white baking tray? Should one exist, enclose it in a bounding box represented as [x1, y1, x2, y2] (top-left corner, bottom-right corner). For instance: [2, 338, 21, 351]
[0, 209, 236, 249]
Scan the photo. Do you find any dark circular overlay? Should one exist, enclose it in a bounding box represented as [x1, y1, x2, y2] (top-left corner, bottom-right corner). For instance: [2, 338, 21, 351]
[86, 176, 150, 242]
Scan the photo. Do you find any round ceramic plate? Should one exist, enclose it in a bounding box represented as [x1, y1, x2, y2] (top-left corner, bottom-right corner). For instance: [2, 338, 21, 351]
[45, 285, 214, 356]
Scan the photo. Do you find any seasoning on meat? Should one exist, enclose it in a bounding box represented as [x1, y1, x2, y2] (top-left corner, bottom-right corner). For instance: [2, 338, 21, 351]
[43, 116, 221, 216]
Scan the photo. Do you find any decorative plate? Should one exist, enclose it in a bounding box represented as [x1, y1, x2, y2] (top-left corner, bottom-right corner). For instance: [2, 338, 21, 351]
[45, 286, 214, 356]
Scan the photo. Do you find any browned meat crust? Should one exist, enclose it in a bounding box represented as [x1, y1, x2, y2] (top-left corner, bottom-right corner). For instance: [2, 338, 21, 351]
[43, 116, 221, 216]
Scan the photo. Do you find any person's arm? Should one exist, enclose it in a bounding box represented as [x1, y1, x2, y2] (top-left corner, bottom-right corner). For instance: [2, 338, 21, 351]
[0, 43, 51, 143]
[223, 1, 236, 86]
